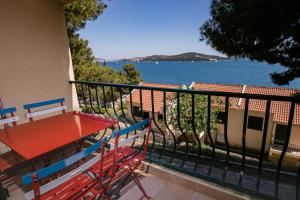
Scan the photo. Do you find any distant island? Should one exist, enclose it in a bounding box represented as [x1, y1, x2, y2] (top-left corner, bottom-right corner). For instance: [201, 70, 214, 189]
[118, 52, 228, 62]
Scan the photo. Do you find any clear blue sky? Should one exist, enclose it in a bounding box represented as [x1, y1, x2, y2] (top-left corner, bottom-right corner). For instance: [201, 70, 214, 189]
[78, 0, 222, 60]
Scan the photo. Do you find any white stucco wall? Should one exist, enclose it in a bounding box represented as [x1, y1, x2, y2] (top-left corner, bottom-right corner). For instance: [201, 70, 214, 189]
[215, 108, 274, 152]
[0, 0, 79, 123]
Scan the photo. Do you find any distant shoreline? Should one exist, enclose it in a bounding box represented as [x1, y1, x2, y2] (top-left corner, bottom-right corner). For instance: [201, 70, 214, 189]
[103, 52, 229, 63]
[111, 60, 232, 63]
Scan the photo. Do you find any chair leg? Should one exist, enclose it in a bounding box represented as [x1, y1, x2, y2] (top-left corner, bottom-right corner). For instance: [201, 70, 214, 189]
[121, 173, 131, 187]
[102, 190, 111, 200]
[128, 167, 150, 199]
[95, 185, 111, 200]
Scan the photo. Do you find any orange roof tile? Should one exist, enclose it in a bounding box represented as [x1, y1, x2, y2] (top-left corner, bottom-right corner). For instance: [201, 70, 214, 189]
[193, 83, 300, 125]
[127, 82, 182, 113]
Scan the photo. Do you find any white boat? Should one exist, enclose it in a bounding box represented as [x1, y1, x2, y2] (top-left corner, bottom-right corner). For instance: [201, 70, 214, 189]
[155, 60, 159, 64]
[209, 58, 218, 62]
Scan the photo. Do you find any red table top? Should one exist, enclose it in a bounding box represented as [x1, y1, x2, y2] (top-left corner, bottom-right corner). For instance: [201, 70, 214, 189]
[0, 111, 117, 160]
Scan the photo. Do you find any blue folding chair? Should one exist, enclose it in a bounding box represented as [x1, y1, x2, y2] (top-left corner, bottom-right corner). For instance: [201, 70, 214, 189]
[0, 107, 22, 172]
[22, 137, 109, 200]
[0, 107, 19, 129]
[23, 98, 66, 122]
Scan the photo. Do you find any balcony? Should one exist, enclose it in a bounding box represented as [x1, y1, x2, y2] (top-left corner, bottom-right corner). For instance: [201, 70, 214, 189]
[68, 80, 300, 200]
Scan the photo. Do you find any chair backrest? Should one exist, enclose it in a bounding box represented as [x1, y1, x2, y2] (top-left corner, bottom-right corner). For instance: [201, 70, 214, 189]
[23, 98, 66, 121]
[103, 118, 151, 186]
[22, 137, 107, 200]
[110, 118, 152, 159]
[0, 107, 19, 129]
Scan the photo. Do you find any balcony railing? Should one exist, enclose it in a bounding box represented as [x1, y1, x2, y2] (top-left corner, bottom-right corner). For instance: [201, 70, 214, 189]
[70, 80, 300, 200]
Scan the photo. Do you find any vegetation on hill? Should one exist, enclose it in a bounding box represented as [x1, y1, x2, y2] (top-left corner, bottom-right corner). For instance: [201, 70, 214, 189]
[200, 0, 300, 85]
[142, 52, 227, 61]
[64, 0, 142, 84]
[122, 52, 227, 62]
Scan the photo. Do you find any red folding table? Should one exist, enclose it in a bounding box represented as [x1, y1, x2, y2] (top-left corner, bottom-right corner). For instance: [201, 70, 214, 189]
[0, 111, 117, 161]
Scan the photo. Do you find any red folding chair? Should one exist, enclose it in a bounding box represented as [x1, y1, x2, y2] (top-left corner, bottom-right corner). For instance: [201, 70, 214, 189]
[94, 118, 152, 199]
[22, 137, 109, 200]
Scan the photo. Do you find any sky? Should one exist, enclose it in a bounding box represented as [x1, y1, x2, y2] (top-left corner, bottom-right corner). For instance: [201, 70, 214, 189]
[78, 0, 222, 60]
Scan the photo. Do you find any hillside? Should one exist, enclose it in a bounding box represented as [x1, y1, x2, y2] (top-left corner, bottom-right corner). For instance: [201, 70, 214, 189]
[123, 52, 228, 62]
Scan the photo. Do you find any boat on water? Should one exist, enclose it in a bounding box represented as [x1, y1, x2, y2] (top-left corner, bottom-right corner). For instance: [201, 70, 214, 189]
[155, 60, 159, 64]
[208, 58, 218, 62]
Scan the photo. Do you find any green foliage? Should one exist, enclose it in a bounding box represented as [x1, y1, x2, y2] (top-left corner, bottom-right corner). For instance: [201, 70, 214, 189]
[69, 34, 97, 71]
[200, 0, 300, 85]
[64, 0, 142, 108]
[64, 1, 142, 86]
[64, 0, 106, 80]
[76, 65, 127, 83]
[168, 93, 221, 144]
[64, 0, 106, 34]
[123, 64, 143, 85]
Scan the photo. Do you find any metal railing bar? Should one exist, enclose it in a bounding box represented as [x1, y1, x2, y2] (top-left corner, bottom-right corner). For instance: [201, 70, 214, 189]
[150, 90, 156, 156]
[101, 86, 120, 131]
[192, 93, 202, 171]
[176, 92, 189, 160]
[276, 102, 296, 174]
[80, 84, 89, 110]
[101, 86, 119, 142]
[129, 89, 138, 124]
[98, 128, 107, 140]
[87, 85, 98, 114]
[206, 95, 215, 159]
[150, 90, 166, 158]
[75, 83, 83, 110]
[163, 91, 177, 153]
[139, 89, 147, 148]
[241, 97, 249, 171]
[258, 100, 271, 174]
[110, 86, 128, 130]
[101, 86, 113, 119]
[129, 88, 139, 147]
[224, 96, 230, 165]
[94, 86, 102, 115]
[119, 89, 131, 138]
[69, 81, 300, 103]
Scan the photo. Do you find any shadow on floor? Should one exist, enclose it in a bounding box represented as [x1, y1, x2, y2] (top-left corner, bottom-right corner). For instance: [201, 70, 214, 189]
[149, 150, 300, 200]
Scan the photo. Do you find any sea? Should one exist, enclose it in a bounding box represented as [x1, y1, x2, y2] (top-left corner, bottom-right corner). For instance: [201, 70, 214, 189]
[107, 59, 300, 89]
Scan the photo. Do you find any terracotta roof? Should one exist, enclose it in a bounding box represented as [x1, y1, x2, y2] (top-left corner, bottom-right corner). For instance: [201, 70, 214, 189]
[127, 82, 182, 113]
[192, 82, 300, 125]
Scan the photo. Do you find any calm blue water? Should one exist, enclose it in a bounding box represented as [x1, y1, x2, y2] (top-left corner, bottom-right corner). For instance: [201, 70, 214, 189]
[107, 60, 300, 88]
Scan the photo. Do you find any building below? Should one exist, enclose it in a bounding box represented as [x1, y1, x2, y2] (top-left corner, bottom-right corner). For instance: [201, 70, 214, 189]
[127, 81, 300, 166]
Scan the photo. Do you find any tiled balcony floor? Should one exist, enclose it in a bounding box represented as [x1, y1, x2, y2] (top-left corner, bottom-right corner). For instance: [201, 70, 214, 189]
[115, 171, 216, 200]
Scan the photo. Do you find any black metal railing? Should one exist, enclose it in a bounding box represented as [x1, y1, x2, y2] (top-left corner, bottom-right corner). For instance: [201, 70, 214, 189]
[70, 80, 300, 200]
